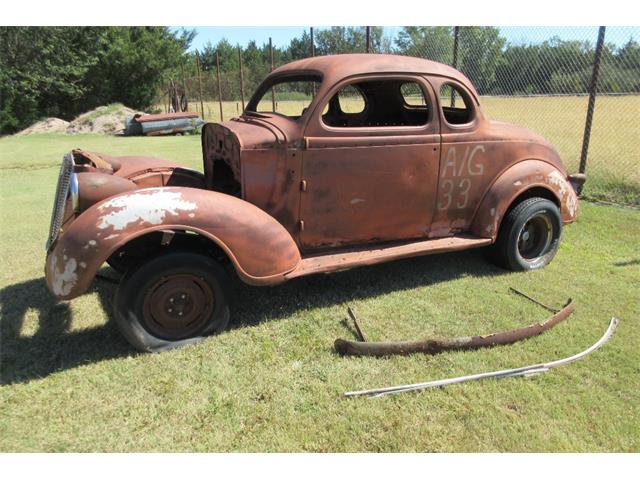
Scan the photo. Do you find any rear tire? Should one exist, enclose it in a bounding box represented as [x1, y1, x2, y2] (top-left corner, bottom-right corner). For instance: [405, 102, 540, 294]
[489, 197, 562, 271]
[114, 252, 231, 352]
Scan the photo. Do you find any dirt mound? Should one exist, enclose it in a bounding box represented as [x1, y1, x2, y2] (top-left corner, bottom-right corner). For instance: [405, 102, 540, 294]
[66, 104, 139, 135]
[16, 117, 70, 135]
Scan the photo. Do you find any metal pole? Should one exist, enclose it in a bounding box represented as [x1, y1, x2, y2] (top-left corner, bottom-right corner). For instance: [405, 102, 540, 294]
[270, 37, 276, 112]
[238, 46, 245, 111]
[180, 62, 188, 112]
[366, 26, 371, 53]
[216, 50, 224, 122]
[310, 27, 315, 56]
[451, 26, 460, 107]
[195, 53, 205, 120]
[579, 26, 606, 181]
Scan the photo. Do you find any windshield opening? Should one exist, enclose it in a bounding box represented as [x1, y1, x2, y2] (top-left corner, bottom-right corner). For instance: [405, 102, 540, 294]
[245, 74, 322, 120]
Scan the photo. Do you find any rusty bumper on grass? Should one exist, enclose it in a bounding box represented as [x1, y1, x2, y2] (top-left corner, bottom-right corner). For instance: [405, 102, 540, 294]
[334, 299, 574, 357]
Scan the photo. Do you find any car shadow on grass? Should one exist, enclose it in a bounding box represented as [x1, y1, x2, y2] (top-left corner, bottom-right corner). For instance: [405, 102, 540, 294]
[1, 249, 505, 385]
[230, 249, 506, 329]
[0, 275, 134, 385]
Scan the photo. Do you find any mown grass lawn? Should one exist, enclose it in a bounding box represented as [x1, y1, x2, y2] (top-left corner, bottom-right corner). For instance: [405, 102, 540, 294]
[1, 133, 638, 452]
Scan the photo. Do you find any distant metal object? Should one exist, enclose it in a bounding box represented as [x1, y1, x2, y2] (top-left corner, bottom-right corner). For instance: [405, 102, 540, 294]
[124, 112, 204, 136]
[335, 298, 574, 357]
[344, 317, 619, 398]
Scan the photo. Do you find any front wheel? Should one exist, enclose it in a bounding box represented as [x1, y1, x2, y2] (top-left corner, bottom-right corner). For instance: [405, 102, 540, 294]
[114, 252, 231, 352]
[489, 197, 562, 271]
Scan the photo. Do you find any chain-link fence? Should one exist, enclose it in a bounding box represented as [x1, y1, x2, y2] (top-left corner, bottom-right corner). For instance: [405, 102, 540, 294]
[157, 26, 639, 205]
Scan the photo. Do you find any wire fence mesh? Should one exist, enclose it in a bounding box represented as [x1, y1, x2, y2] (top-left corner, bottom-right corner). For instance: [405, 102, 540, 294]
[157, 26, 639, 205]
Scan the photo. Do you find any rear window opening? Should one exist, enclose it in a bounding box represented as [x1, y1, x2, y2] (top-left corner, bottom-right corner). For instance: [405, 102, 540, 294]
[322, 79, 430, 128]
[440, 83, 474, 125]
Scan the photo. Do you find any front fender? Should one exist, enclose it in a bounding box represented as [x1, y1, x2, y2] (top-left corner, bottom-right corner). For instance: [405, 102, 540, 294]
[469, 159, 579, 240]
[45, 187, 301, 299]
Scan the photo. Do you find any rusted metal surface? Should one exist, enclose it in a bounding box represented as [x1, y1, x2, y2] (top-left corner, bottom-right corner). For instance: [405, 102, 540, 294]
[143, 273, 215, 340]
[345, 317, 619, 398]
[335, 299, 574, 357]
[134, 112, 200, 123]
[45, 54, 581, 303]
[45, 185, 301, 299]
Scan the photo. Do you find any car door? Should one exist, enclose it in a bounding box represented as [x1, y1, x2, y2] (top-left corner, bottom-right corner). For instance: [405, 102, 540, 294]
[427, 78, 494, 238]
[299, 75, 441, 250]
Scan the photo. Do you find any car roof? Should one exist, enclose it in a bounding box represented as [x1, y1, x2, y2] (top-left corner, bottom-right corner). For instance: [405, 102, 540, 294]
[271, 53, 479, 100]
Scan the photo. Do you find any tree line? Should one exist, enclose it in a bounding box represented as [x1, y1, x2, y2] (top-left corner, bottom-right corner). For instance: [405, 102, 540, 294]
[192, 27, 639, 101]
[0, 27, 194, 134]
[2, 26, 638, 134]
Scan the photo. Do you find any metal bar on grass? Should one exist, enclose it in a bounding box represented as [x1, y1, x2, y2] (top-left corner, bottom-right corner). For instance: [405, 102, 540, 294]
[335, 299, 574, 357]
[345, 317, 619, 398]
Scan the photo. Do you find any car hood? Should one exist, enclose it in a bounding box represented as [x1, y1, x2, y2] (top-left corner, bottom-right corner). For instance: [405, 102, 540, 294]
[218, 113, 306, 150]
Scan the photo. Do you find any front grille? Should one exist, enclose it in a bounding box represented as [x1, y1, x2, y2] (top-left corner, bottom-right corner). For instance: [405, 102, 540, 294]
[46, 153, 74, 251]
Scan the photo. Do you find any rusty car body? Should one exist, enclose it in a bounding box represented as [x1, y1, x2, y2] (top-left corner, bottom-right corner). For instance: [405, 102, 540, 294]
[44, 54, 584, 351]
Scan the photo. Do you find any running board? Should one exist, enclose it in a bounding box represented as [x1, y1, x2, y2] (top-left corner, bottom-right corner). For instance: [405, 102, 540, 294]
[285, 235, 492, 280]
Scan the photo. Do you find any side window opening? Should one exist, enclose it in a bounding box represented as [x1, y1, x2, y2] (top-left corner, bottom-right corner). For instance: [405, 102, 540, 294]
[337, 85, 366, 113]
[322, 79, 429, 128]
[439, 83, 473, 125]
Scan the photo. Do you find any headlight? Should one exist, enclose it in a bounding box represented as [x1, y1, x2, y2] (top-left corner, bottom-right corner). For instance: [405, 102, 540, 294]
[70, 172, 79, 212]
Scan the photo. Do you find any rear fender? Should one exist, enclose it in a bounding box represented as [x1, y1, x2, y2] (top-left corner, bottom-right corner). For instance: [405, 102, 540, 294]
[45, 187, 301, 299]
[469, 159, 579, 240]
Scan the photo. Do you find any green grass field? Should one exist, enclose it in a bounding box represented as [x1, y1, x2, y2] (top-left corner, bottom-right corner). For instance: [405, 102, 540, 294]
[1, 133, 639, 452]
[183, 95, 640, 205]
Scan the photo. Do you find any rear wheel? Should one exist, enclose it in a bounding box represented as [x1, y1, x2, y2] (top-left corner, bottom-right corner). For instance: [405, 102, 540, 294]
[489, 197, 562, 271]
[114, 252, 230, 352]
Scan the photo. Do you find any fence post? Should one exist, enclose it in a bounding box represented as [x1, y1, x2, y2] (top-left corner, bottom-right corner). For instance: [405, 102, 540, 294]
[238, 46, 245, 111]
[270, 37, 276, 112]
[310, 27, 315, 56]
[216, 51, 224, 122]
[180, 62, 188, 112]
[195, 52, 205, 120]
[451, 26, 460, 107]
[579, 26, 606, 182]
[366, 26, 371, 53]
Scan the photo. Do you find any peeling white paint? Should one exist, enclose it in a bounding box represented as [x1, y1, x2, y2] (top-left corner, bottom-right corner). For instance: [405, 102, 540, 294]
[566, 190, 578, 217]
[513, 180, 522, 186]
[49, 254, 78, 297]
[97, 190, 197, 231]
[490, 208, 496, 217]
[104, 234, 120, 241]
[188, 213, 195, 218]
[79, 261, 87, 268]
[350, 198, 365, 205]
[547, 171, 568, 197]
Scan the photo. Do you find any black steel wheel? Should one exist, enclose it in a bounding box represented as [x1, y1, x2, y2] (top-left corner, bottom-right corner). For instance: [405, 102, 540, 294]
[489, 197, 562, 271]
[114, 252, 230, 352]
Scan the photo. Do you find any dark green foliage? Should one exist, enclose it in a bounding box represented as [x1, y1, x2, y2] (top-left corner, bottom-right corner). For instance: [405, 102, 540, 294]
[0, 27, 193, 134]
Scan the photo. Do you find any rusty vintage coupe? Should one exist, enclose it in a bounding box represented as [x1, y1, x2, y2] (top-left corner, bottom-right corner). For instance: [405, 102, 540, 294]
[45, 54, 584, 351]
